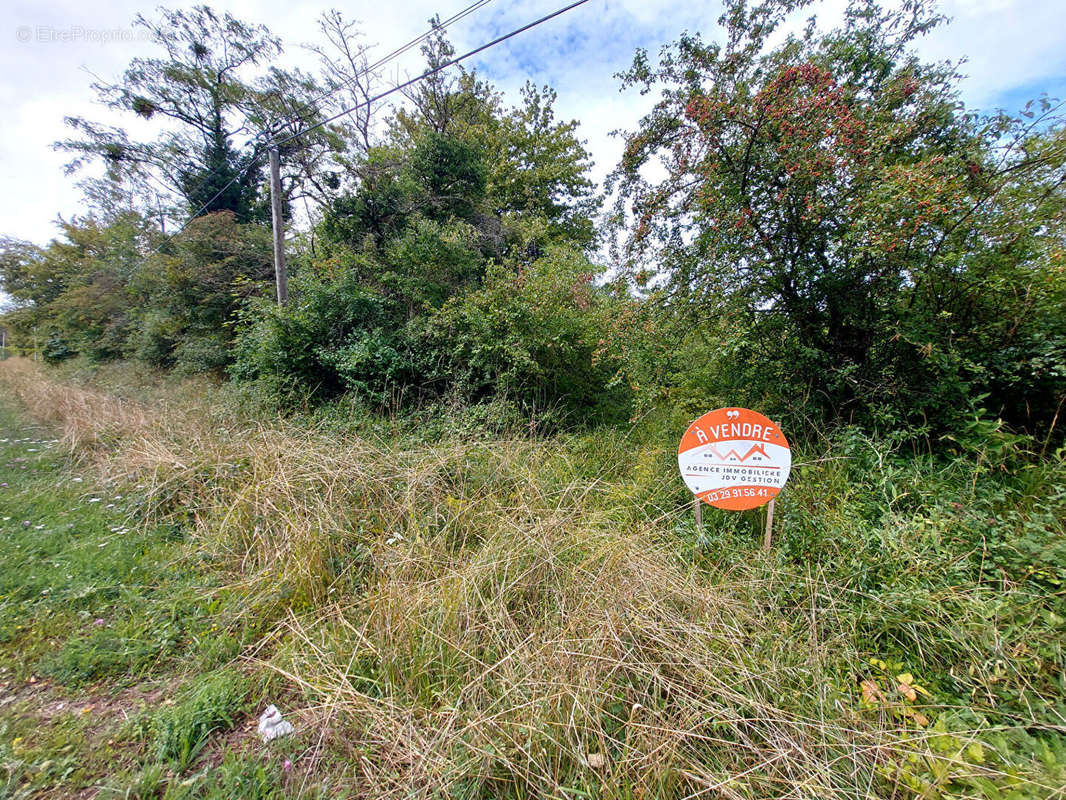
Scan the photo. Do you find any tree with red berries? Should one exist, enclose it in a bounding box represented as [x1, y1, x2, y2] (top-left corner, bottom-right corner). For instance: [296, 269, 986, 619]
[611, 0, 1066, 436]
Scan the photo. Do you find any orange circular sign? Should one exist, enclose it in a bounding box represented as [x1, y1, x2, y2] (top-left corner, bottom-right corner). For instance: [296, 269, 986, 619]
[678, 408, 791, 510]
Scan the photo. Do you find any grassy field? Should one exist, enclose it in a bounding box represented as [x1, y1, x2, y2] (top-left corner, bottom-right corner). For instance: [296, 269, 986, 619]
[0, 368, 307, 798]
[0, 357, 1064, 799]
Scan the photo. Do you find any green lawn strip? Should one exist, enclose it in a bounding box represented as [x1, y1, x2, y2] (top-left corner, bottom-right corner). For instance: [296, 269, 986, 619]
[0, 402, 222, 684]
[0, 401, 305, 798]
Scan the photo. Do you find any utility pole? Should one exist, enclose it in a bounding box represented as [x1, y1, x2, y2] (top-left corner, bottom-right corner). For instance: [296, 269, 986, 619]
[269, 147, 288, 306]
[155, 193, 166, 236]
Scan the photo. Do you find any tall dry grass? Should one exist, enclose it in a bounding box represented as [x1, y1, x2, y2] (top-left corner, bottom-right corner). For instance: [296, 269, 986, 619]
[1, 358, 1040, 799]
[0, 357, 150, 452]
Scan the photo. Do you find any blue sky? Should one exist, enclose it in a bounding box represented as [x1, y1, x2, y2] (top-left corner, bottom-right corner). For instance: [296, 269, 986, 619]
[2, 0, 1065, 246]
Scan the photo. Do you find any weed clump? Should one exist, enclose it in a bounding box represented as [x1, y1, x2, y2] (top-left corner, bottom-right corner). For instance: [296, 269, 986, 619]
[152, 669, 250, 769]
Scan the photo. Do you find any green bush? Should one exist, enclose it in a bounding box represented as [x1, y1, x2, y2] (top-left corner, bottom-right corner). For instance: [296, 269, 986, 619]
[381, 216, 485, 309]
[172, 331, 233, 376]
[414, 247, 631, 424]
[129, 310, 180, 367]
[233, 246, 631, 425]
[42, 333, 77, 365]
[231, 263, 408, 403]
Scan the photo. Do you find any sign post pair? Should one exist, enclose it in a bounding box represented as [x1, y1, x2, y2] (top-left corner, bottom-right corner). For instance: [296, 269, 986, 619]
[677, 407, 791, 550]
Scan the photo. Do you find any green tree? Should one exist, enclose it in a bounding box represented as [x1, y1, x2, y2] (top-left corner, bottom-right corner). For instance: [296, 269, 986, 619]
[58, 7, 280, 221]
[479, 83, 597, 249]
[0, 215, 156, 362]
[388, 29, 597, 250]
[316, 30, 600, 321]
[231, 263, 407, 402]
[57, 6, 348, 223]
[130, 211, 273, 372]
[611, 0, 1066, 435]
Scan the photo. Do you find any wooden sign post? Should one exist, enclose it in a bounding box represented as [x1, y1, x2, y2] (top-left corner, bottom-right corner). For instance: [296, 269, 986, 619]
[678, 407, 791, 549]
[764, 497, 775, 552]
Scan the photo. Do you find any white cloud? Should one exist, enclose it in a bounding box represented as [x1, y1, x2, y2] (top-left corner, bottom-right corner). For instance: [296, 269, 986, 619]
[919, 0, 1066, 110]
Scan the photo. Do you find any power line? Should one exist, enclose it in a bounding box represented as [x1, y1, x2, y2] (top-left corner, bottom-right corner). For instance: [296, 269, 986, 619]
[273, 0, 591, 150]
[176, 0, 499, 234]
[294, 0, 498, 128]
[368, 0, 495, 72]
[152, 0, 592, 257]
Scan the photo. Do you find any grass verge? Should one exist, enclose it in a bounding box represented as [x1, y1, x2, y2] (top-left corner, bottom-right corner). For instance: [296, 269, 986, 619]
[0, 357, 1064, 798]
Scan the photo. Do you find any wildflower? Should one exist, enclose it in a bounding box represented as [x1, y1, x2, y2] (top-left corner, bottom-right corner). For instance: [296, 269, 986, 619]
[283, 759, 292, 773]
[22, 521, 30, 527]
[93, 618, 105, 626]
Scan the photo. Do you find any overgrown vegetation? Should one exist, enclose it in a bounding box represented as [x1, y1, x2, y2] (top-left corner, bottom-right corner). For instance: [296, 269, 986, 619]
[1, 17, 615, 421]
[1, 358, 1064, 798]
[4, 0, 1064, 437]
[610, 0, 1066, 437]
[1, 0, 1065, 796]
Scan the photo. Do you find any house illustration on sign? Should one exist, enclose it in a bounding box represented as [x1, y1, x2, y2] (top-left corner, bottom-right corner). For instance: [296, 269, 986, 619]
[706, 442, 769, 464]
